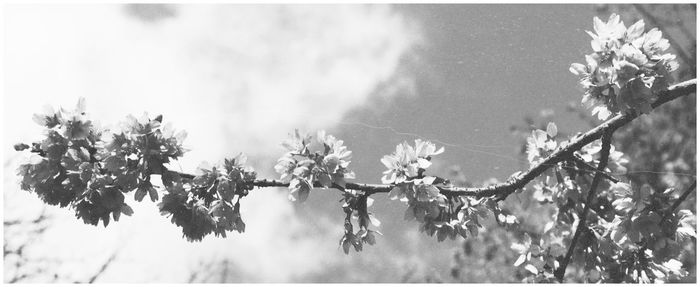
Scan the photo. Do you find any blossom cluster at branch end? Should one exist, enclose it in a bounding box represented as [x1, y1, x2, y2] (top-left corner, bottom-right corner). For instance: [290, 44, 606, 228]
[570, 14, 679, 120]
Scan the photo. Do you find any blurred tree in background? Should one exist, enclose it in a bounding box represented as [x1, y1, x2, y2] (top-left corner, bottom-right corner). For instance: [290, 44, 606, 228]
[448, 4, 696, 283]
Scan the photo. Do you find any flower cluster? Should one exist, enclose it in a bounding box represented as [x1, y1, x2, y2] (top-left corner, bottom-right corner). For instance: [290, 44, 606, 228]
[16, 98, 257, 242]
[381, 139, 444, 184]
[15, 99, 193, 226]
[274, 130, 355, 203]
[380, 140, 490, 241]
[158, 154, 255, 241]
[570, 14, 679, 120]
[338, 191, 382, 254]
[381, 140, 446, 207]
[104, 113, 188, 203]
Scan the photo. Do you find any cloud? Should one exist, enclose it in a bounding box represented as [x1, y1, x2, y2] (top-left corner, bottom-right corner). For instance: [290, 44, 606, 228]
[3, 4, 420, 282]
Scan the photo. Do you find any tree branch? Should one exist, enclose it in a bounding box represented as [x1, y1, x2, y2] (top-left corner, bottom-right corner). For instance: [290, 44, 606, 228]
[167, 79, 696, 200]
[554, 130, 613, 282]
[662, 180, 697, 222]
[86, 252, 118, 283]
[570, 155, 620, 183]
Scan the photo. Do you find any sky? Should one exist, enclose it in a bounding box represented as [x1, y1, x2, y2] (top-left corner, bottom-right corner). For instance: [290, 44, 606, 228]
[3, 3, 690, 283]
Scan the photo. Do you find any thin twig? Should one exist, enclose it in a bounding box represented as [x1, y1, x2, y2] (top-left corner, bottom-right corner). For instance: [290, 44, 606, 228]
[87, 252, 118, 283]
[554, 130, 613, 282]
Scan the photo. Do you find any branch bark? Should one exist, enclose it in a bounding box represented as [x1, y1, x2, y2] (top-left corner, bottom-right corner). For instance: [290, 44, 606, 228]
[554, 130, 613, 282]
[167, 79, 696, 201]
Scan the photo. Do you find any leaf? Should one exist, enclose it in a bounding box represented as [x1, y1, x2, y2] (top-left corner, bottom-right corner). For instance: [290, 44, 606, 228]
[116, 173, 138, 191]
[217, 179, 235, 202]
[364, 231, 376, 245]
[437, 228, 448, 242]
[404, 205, 415, 221]
[135, 187, 147, 202]
[467, 224, 479, 237]
[102, 214, 110, 227]
[388, 186, 403, 201]
[104, 156, 125, 173]
[121, 204, 134, 216]
[529, 256, 545, 270]
[341, 237, 351, 254]
[79, 162, 93, 183]
[332, 174, 346, 188]
[318, 173, 332, 188]
[148, 186, 159, 202]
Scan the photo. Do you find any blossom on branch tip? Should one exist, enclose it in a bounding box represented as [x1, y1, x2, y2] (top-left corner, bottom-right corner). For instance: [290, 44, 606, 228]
[571, 13, 679, 120]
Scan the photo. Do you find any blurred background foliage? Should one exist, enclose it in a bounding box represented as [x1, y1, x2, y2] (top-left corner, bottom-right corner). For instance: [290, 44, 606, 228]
[448, 3, 696, 283]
